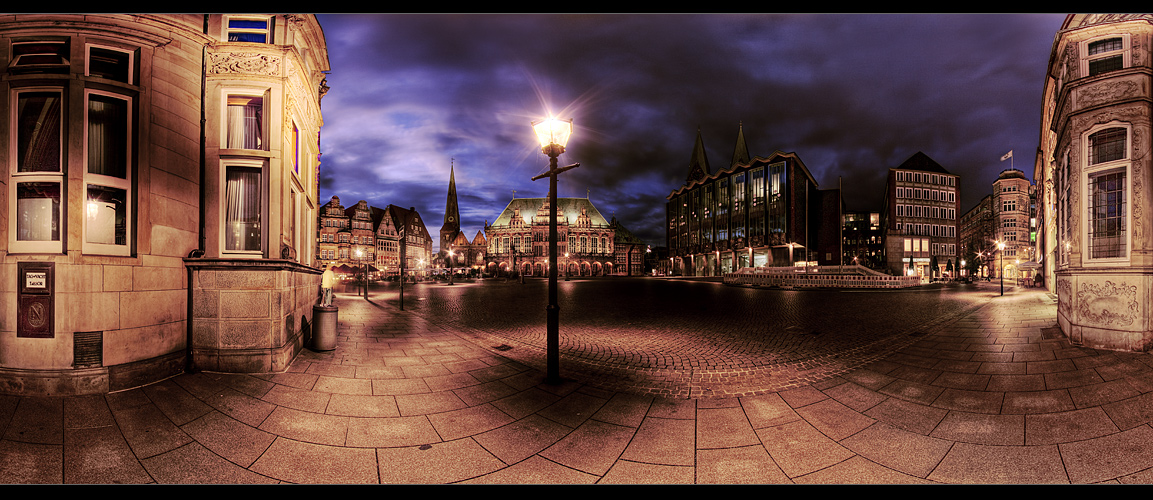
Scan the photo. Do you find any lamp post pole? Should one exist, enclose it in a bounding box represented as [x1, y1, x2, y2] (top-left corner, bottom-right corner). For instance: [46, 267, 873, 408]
[997, 241, 1006, 296]
[531, 117, 577, 385]
[448, 247, 455, 285]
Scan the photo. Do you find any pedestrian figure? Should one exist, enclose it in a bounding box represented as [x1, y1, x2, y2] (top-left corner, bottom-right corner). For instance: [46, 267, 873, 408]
[321, 265, 335, 307]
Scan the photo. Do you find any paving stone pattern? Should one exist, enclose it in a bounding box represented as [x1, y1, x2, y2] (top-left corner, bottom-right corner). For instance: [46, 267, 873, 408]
[4, 279, 1153, 484]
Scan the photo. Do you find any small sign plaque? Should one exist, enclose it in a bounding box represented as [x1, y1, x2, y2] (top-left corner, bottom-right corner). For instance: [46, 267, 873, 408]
[25, 272, 46, 288]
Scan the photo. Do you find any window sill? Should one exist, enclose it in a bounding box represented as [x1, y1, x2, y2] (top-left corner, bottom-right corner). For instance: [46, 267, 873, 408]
[219, 149, 272, 159]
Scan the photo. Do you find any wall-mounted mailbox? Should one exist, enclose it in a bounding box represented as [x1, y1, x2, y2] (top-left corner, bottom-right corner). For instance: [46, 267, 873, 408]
[18, 262, 54, 338]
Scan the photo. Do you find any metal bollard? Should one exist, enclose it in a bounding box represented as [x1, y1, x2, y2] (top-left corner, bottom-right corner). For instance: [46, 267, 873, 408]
[312, 305, 338, 351]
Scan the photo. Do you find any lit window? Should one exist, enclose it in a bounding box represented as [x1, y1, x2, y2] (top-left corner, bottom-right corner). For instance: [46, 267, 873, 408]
[10, 89, 64, 253]
[226, 95, 264, 150]
[85, 91, 132, 254]
[225, 16, 273, 43]
[224, 162, 263, 253]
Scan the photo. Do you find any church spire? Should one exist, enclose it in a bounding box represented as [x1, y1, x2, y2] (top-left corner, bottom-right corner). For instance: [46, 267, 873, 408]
[440, 160, 461, 253]
[731, 121, 750, 169]
[443, 160, 460, 229]
[686, 126, 710, 185]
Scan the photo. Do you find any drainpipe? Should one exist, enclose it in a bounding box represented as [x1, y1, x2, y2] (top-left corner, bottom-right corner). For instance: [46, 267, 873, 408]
[187, 22, 209, 374]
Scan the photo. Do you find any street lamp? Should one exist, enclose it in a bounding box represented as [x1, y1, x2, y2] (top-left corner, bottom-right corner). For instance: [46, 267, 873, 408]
[997, 241, 1006, 296]
[356, 248, 367, 299]
[447, 248, 455, 285]
[531, 116, 578, 385]
[564, 252, 569, 281]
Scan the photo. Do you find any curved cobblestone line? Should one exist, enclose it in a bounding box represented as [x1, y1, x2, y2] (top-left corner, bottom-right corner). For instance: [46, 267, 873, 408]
[425, 296, 992, 399]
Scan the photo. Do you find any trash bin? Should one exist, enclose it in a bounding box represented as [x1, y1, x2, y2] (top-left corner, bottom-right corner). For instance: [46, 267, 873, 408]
[312, 304, 338, 351]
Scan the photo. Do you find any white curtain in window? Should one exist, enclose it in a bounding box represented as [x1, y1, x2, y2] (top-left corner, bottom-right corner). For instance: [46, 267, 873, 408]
[227, 99, 262, 149]
[225, 166, 261, 251]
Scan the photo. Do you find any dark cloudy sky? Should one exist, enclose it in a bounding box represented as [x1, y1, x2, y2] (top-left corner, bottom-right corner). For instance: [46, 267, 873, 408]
[314, 13, 1068, 252]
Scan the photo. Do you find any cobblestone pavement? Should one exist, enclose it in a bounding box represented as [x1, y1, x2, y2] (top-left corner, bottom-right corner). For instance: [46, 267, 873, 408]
[5, 278, 1153, 484]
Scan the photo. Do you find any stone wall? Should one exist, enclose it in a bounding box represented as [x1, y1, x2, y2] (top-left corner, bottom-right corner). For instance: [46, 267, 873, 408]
[187, 258, 322, 373]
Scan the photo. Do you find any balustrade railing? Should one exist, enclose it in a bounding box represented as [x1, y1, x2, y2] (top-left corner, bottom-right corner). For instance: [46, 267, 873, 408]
[724, 264, 921, 288]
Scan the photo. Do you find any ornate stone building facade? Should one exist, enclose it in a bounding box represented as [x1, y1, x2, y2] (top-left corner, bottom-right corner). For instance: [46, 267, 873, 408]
[1037, 14, 1153, 351]
[992, 169, 1037, 280]
[485, 197, 618, 277]
[0, 14, 330, 395]
[316, 195, 432, 278]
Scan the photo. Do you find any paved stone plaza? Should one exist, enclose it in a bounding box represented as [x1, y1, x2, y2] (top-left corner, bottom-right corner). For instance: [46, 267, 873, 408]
[5, 278, 1153, 484]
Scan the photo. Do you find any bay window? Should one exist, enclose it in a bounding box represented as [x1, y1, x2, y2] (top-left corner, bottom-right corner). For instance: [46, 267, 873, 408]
[1083, 125, 1130, 262]
[10, 88, 64, 253]
[225, 16, 274, 43]
[223, 161, 265, 253]
[226, 94, 264, 150]
[86, 44, 133, 84]
[84, 90, 132, 254]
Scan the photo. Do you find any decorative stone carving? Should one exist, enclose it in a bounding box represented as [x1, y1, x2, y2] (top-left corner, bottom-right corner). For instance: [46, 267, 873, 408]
[1080, 79, 1140, 109]
[1057, 277, 1071, 316]
[1076, 280, 1139, 327]
[1134, 125, 1146, 242]
[209, 52, 281, 76]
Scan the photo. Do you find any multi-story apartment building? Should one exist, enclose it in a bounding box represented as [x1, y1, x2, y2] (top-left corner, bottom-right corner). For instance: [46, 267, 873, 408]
[386, 205, 434, 277]
[881, 152, 961, 278]
[842, 211, 884, 270]
[992, 169, 1036, 280]
[317, 195, 345, 270]
[0, 14, 330, 395]
[316, 196, 432, 278]
[959, 194, 995, 277]
[666, 125, 841, 276]
[344, 200, 375, 267]
[371, 205, 400, 277]
[1037, 15, 1153, 351]
[611, 218, 647, 276]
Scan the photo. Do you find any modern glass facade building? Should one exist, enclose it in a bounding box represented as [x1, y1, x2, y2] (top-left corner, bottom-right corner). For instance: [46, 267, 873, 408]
[665, 126, 839, 276]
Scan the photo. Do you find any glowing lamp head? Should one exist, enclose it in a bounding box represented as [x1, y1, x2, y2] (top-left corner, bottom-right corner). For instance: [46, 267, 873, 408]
[532, 117, 573, 151]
